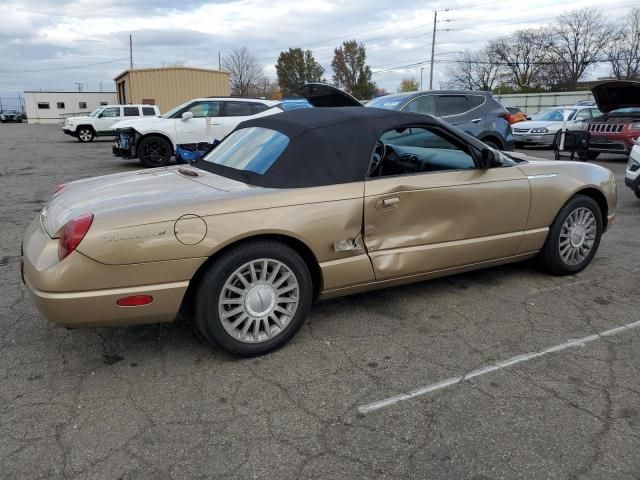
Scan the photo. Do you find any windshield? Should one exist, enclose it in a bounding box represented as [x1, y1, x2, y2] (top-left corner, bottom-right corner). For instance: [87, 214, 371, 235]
[162, 100, 193, 119]
[366, 95, 407, 110]
[202, 127, 289, 175]
[88, 107, 103, 117]
[533, 109, 576, 122]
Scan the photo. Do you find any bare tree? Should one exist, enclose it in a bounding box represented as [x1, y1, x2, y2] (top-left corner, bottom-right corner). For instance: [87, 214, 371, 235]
[608, 7, 640, 80]
[445, 48, 501, 91]
[222, 47, 263, 97]
[489, 29, 551, 89]
[546, 8, 614, 90]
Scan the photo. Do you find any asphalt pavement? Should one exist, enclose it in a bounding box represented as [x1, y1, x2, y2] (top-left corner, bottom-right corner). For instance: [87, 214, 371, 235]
[1, 123, 639, 479]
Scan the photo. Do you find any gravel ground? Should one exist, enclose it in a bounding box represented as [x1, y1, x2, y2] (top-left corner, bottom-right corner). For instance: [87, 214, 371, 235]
[1, 123, 639, 480]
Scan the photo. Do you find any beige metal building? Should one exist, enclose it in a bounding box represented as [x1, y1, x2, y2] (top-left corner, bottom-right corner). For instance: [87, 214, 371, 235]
[114, 66, 230, 113]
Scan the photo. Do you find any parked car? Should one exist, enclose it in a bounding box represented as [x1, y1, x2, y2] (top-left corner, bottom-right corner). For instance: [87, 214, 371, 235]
[506, 107, 527, 124]
[580, 81, 640, 159]
[112, 98, 281, 167]
[511, 105, 601, 149]
[626, 146, 640, 199]
[63, 104, 160, 142]
[0, 109, 22, 123]
[363, 88, 514, 150]
[23, 93, 616, 356]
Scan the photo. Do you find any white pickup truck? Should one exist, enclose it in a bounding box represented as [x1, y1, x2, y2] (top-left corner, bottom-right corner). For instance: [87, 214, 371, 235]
[62, 104, 160, 142]
[111, 97, 282, 167]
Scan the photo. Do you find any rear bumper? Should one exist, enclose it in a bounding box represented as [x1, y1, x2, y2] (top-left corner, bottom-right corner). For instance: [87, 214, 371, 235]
[21, 216, 188, 327]
[24, 278, 186, 327]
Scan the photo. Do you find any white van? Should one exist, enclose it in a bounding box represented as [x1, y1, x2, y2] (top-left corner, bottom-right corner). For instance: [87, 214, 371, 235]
[62, 104, 160, 142]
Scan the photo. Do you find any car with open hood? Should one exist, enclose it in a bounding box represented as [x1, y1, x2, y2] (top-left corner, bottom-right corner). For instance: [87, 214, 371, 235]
[511, 105, 601, 149]
[111, 97, 282, 167]
[22, 98, 617, 356]
[582, 80, 640, 158]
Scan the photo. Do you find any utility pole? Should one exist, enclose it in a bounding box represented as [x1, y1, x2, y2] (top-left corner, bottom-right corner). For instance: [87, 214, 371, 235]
[429, 10, 437, 90]
[74, 82, 83, 93]
[129, 34, 133, 70]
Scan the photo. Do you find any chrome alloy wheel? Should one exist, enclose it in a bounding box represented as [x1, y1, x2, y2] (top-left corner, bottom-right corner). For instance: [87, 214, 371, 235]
[559, 206, 597, 265]
[218, 258, 300, 343]
[78, 129, 93, 141]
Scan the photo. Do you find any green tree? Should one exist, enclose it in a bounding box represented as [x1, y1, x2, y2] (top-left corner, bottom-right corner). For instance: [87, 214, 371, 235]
[275, 48, 324, 98]
[398, 77, 419, 92]
[331, 40, 377, 99]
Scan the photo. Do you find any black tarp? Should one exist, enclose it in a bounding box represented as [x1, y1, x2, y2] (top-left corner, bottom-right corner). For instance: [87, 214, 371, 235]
[192, 106, 441, 188]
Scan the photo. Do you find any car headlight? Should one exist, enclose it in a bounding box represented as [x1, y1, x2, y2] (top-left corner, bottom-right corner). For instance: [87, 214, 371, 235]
[629, 122, 640, 131]
[530, 127, 549, 134]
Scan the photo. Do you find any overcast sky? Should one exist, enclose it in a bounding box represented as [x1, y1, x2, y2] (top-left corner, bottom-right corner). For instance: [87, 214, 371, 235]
[0, 0, 635, 107]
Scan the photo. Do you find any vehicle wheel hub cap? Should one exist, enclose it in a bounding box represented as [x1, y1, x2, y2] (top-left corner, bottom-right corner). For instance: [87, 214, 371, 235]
[245, 285, 276, 317]
[218, 258, 300, 344]
[559, 207, 597, 265]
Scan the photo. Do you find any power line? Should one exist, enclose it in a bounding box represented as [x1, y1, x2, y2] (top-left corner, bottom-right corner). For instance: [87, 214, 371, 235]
[0, 58, 129, 75]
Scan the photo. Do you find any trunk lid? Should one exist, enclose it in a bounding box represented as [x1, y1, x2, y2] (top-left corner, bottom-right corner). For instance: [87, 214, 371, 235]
[40, 167, 244, 237]
[301, 83, 363, 107]
[591, 80, 640, 113]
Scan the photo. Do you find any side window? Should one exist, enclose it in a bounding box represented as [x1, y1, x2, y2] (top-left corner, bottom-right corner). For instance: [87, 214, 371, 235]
[185, 101, 221, 118]
[225, 102, 254, 116]
[100, 107, 120, 118]
[249, 102, 269, 114]
[57, 102, 65, 109]
[591, 108, 602, 118]
[401, 96, 435, 115]
[123, 106, 140, 116]
[142, 107, 156, 116]
[437, 95, 471, 116]
[79, 102, 87, 109]
[574, 109, 592, 121]
[37, 102, 50, 109]
[371, 127, 476, 178]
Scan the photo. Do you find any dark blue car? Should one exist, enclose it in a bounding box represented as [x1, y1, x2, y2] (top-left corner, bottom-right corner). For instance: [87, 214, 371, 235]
[301, 84, 513, 151]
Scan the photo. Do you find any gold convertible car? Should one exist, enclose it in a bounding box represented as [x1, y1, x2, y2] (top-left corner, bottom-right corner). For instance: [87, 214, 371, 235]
[22, 86, 617, 356]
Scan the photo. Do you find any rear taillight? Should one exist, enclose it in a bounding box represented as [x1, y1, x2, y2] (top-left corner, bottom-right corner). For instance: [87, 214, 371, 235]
[58, 213, 94, 260]
[499, 112, 510, 122]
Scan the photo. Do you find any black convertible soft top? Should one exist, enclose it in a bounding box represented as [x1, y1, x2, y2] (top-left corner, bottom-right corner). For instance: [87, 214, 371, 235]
[193, 106, 444, 188]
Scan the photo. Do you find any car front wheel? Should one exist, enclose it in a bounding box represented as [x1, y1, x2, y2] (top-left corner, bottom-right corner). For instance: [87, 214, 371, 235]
[138, 136, 172, 167]
[195, 240, 313, 356]
[77, 127, 94, 142]
[540, 195, 603, 275]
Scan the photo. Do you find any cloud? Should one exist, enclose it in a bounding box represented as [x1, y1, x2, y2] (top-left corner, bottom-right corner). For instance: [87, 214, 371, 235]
[0, 0, 633, 97]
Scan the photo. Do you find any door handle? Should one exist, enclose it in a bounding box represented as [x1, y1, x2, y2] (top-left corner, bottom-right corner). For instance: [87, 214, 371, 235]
[471, 118, 482, 123]
[376, 196, 400, 210]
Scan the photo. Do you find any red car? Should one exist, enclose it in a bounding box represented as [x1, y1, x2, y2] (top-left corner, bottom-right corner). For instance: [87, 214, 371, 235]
[583, 81, 640, 158]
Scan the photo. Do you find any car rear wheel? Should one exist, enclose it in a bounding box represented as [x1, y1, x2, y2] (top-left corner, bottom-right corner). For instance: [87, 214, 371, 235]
[482, 139, 501, 150]
[578, 151, 599, 161]
[77, 127, 94, 142]
[539, 195, 602, 276]
[138, 136, 172, 167]
[195, 240, 313, 356]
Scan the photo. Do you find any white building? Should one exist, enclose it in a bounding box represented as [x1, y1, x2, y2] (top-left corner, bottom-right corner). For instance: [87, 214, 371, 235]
[24, 91, 117, 124]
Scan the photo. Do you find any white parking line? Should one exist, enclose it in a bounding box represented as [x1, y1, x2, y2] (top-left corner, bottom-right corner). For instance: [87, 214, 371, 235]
[358, 319, 640, 414]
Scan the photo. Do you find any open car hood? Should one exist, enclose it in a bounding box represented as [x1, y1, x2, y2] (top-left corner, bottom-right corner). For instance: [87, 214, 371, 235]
[591, 80, 640, 113]
[301, 83, 363, 108]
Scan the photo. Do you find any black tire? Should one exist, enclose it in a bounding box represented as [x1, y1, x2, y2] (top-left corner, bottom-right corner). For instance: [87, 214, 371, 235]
[138, 136, 172, 167]
[76, 126, 95, 142]
[634, 187, 640, 200]
[578, 151, 599, 161]
[482, 139, 501, 150]
[195, 240, 313, 356]
[514, 142, 524, 149]
[539, 195, 603, 276]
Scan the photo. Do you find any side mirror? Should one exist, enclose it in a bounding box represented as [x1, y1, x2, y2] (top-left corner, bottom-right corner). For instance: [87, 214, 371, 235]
[181, 111, 193, 121]
[479, 148, 501, 169]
